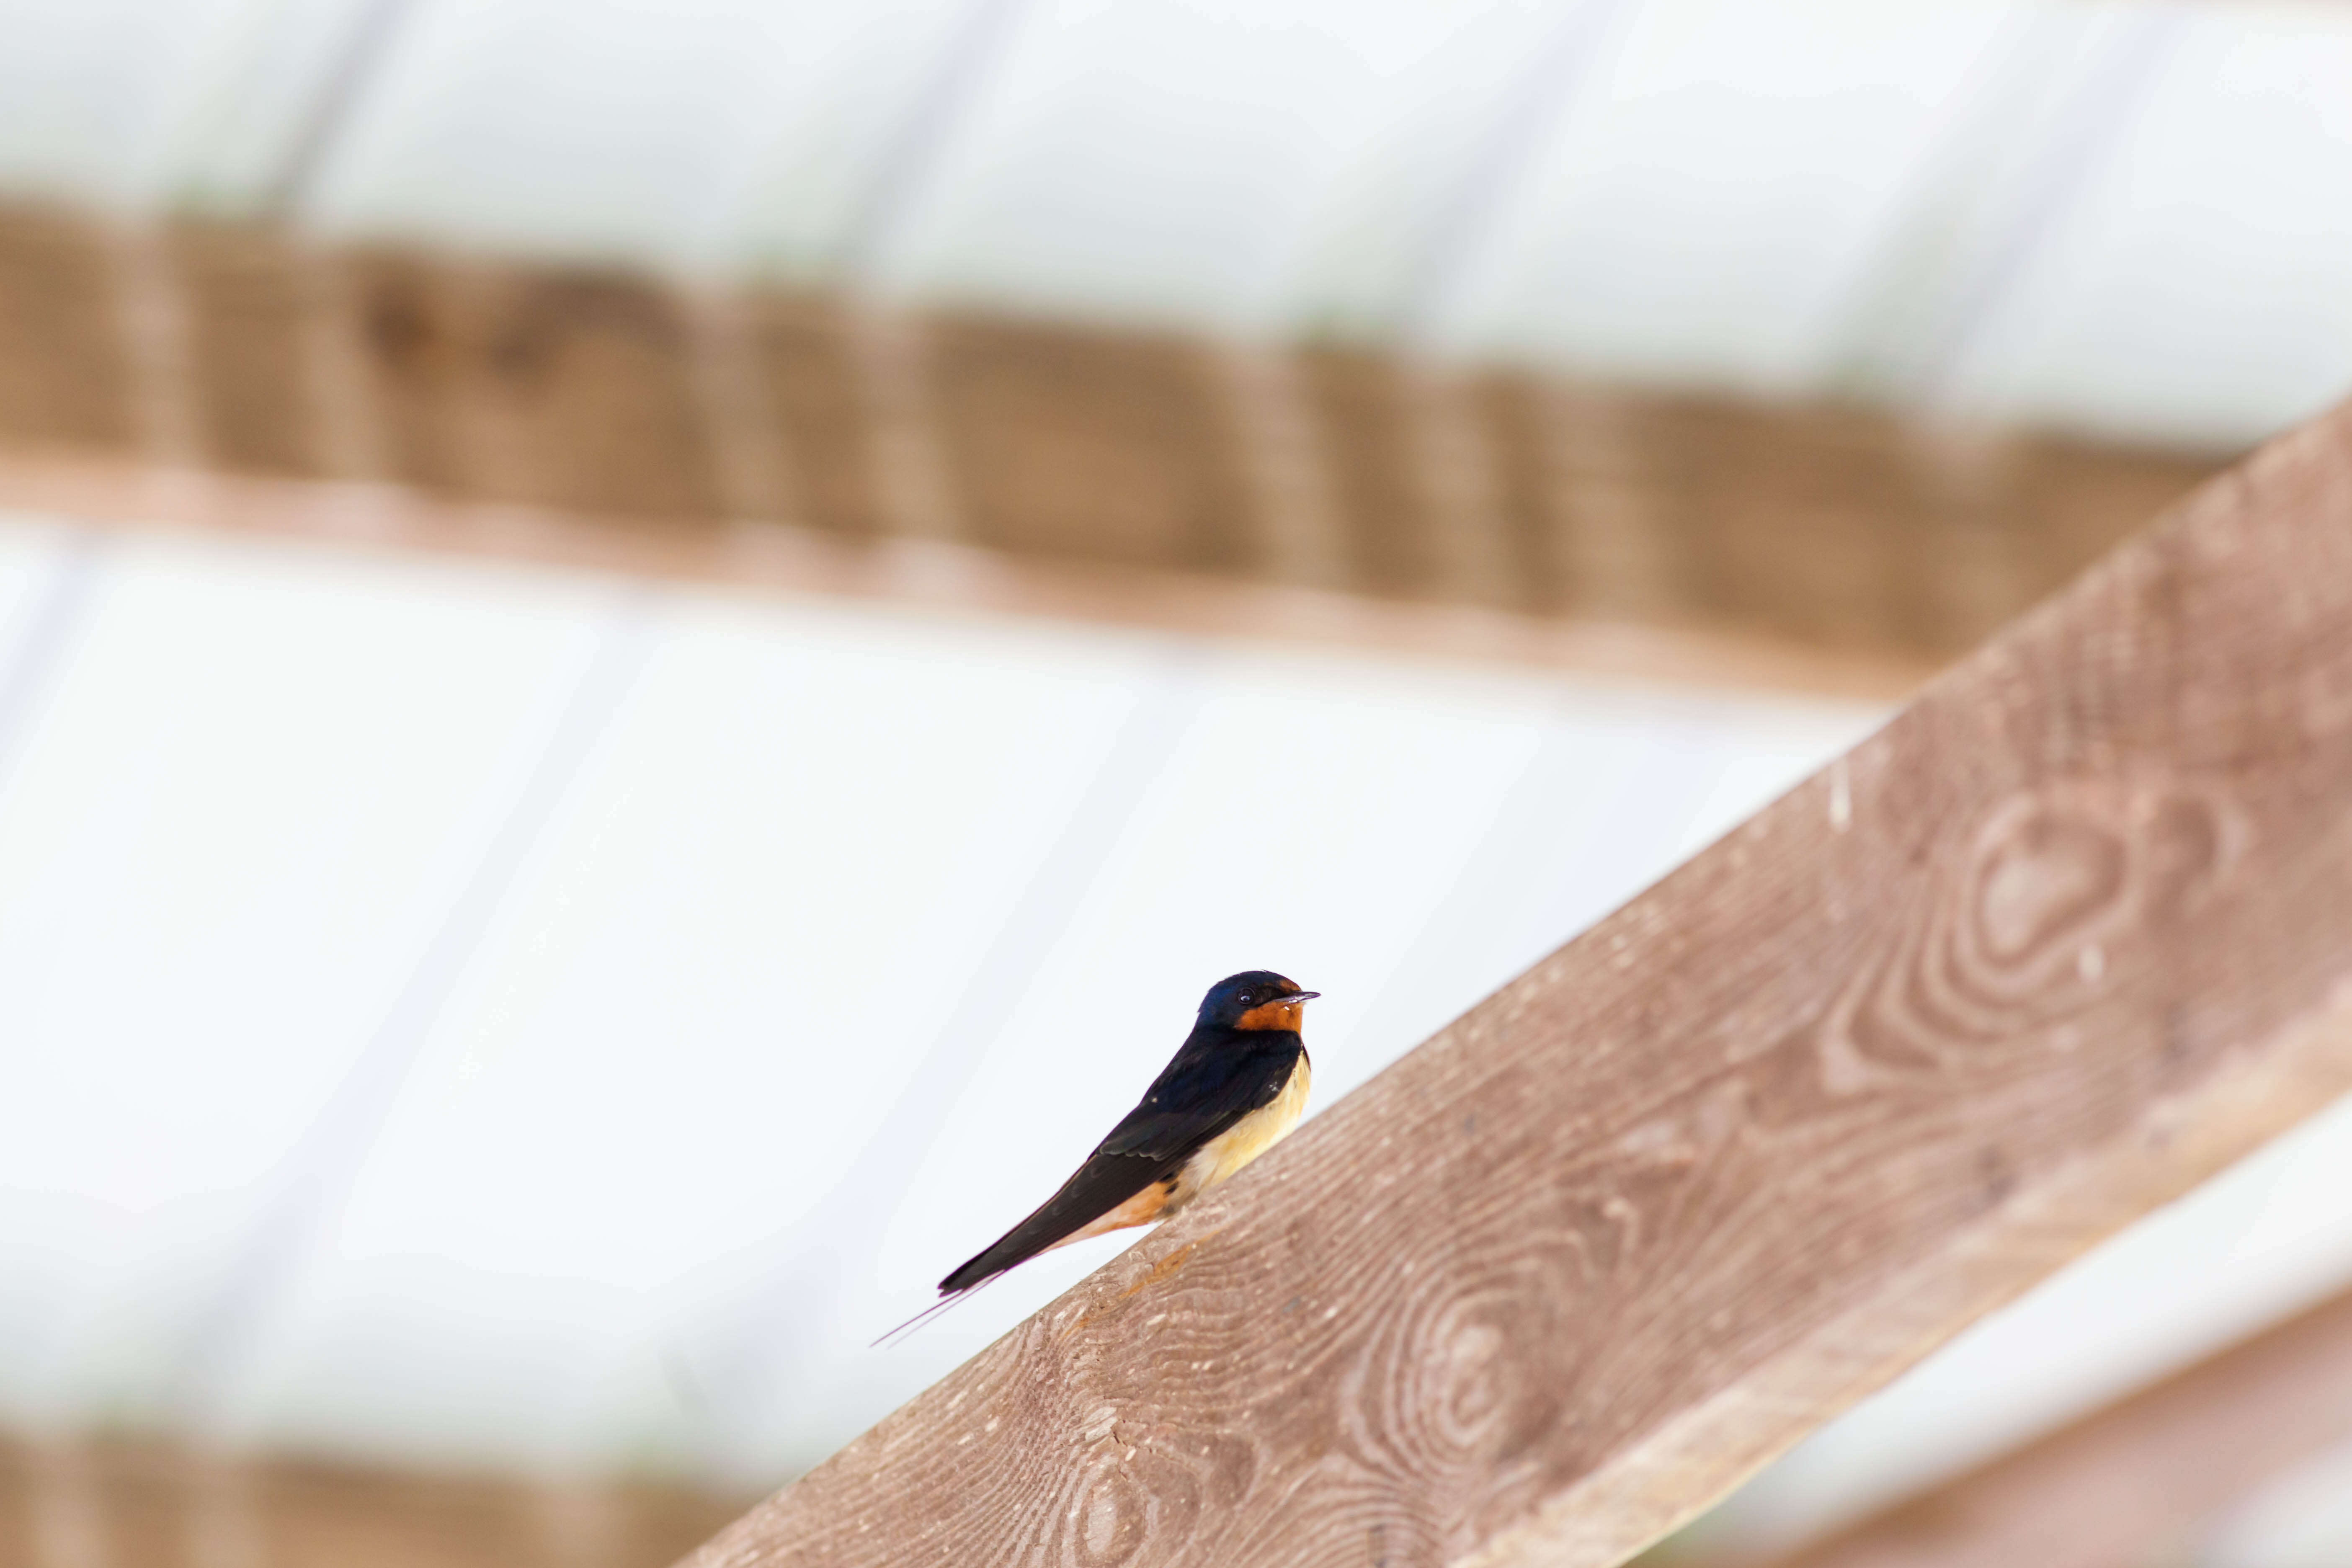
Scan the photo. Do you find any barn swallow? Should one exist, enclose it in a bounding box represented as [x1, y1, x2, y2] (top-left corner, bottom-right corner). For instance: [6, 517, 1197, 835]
[882, 971, 1315, 1342]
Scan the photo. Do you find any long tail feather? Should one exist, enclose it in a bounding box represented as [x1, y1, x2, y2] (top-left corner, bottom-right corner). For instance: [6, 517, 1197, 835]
[871, 1271, 1007, 1349]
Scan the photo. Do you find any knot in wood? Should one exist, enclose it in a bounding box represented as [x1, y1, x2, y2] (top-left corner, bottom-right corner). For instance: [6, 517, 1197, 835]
[1073, 1456, 1148, 1568]
[1803, 777, 2234, 1092]
[1961, 781, 2228, 995]
[1345, 1269, 1558, 1509]
[1975, 810, 2125, 962]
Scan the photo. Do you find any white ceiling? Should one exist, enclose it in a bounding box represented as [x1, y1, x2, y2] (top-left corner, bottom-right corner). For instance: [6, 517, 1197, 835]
[0, 0, 2347, 448]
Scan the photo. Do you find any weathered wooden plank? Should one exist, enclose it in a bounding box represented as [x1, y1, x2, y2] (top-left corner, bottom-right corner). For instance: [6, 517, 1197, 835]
[258, 1460, 561, 1568]
[1727, 1282, 2352, 1568]
[1475, 372, 1581, 615]
[341, 250, 482, 495]
[0, 1439, 34, 1568]
[250, 1457, 745, 1568]
[683, 400, 2352, 1568]
[929, 314, 1261, 576]
[169, 221, 330, 478]
[0, 1438, 744, 1568]
[0, 204, 2234, 689]
[1300, 345, 1446, 601]
[0, 447, 1932, 704]
[744, 294, 886, 540]
[0, 207, 138, 453]
[343, 250, 726, 518]
[90, 1445, 200, 1568]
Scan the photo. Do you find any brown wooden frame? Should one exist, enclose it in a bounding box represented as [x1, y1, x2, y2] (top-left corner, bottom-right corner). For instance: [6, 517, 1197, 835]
[1723, 1281, 2352, 1568]
[0, 1435, 744, 1568]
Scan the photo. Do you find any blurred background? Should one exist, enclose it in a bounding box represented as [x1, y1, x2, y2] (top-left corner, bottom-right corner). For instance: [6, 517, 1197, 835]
[0, 1, 2348, 1565]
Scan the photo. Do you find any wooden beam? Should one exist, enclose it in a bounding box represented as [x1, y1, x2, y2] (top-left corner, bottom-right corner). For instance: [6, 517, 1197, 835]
[1717, 1282, 2352, 1568]
[169, 222, 333, 480]
[0, 1435, 747, 1568]
[681, 402, 2352, 1567]
[0, 202, 2228, 693]
[0, 207, 137, 453]
[0, 448, 1931, 704]
[338, 248, 726, 518]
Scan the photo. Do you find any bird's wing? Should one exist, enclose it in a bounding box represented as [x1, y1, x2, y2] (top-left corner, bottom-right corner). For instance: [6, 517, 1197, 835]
[934, 1146, 1171, 1294]
[1096, 1039, 1297, 1158]
[936, 1039, 1300, 1295]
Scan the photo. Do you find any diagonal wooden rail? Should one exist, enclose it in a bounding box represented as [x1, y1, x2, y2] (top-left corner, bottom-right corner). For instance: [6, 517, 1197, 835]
[1736, 1278, 2352, 1568]
[686, 402, 2352, 1568]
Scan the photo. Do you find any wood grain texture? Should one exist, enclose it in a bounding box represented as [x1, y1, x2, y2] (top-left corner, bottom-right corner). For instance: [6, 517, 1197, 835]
[682, 400, 2352, 1568]
[1729, 1282, 2352, 1568]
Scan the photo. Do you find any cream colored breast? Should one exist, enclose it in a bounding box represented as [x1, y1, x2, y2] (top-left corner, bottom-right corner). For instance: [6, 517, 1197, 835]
[1171, 1053, 1311, 1207]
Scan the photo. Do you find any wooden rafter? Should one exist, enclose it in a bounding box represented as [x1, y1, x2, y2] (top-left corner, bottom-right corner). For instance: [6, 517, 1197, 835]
[677, 402, 2352, 1567]
[0, 203, 2227, 696]
[1723, 1281, 2352, 1568]
[0, 1434, 745, 1568]
[0, 449, 1931, 703]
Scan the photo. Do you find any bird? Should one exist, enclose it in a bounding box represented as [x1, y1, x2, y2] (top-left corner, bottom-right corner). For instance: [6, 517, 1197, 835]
[880, 970, 1316, 1343]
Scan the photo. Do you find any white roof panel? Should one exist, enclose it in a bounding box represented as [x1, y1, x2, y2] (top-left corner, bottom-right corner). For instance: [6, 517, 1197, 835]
[1950, 16, 2352, 445]
[0, 527, 605, 1427]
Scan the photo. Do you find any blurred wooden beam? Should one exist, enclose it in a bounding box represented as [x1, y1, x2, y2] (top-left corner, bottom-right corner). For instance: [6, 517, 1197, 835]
[0, 446, 1934, 702]
[684, 405, 2352, 1565]
[0, 208, 137, 453]
[0, 1434, 745, 1568]
[340, 248, 726, 518]
[1723, 1283, 2352, 1568]
[0, 201, 2231, 696]
[169, 222, 333, 480]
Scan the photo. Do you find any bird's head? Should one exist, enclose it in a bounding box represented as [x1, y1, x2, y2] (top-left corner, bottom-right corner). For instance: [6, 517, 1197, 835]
[1197, 970, 1319, 1033]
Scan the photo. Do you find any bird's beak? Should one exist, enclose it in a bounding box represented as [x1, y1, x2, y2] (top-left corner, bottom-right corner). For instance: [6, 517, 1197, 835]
[1289, 990, 1321, 1002]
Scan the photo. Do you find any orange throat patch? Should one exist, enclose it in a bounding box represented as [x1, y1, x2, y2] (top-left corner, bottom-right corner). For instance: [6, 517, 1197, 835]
[1234, 998, 1305, 1032]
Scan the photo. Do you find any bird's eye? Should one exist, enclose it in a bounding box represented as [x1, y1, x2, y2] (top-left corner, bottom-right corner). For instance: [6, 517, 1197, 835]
[1237, 993, 1252, 1005]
